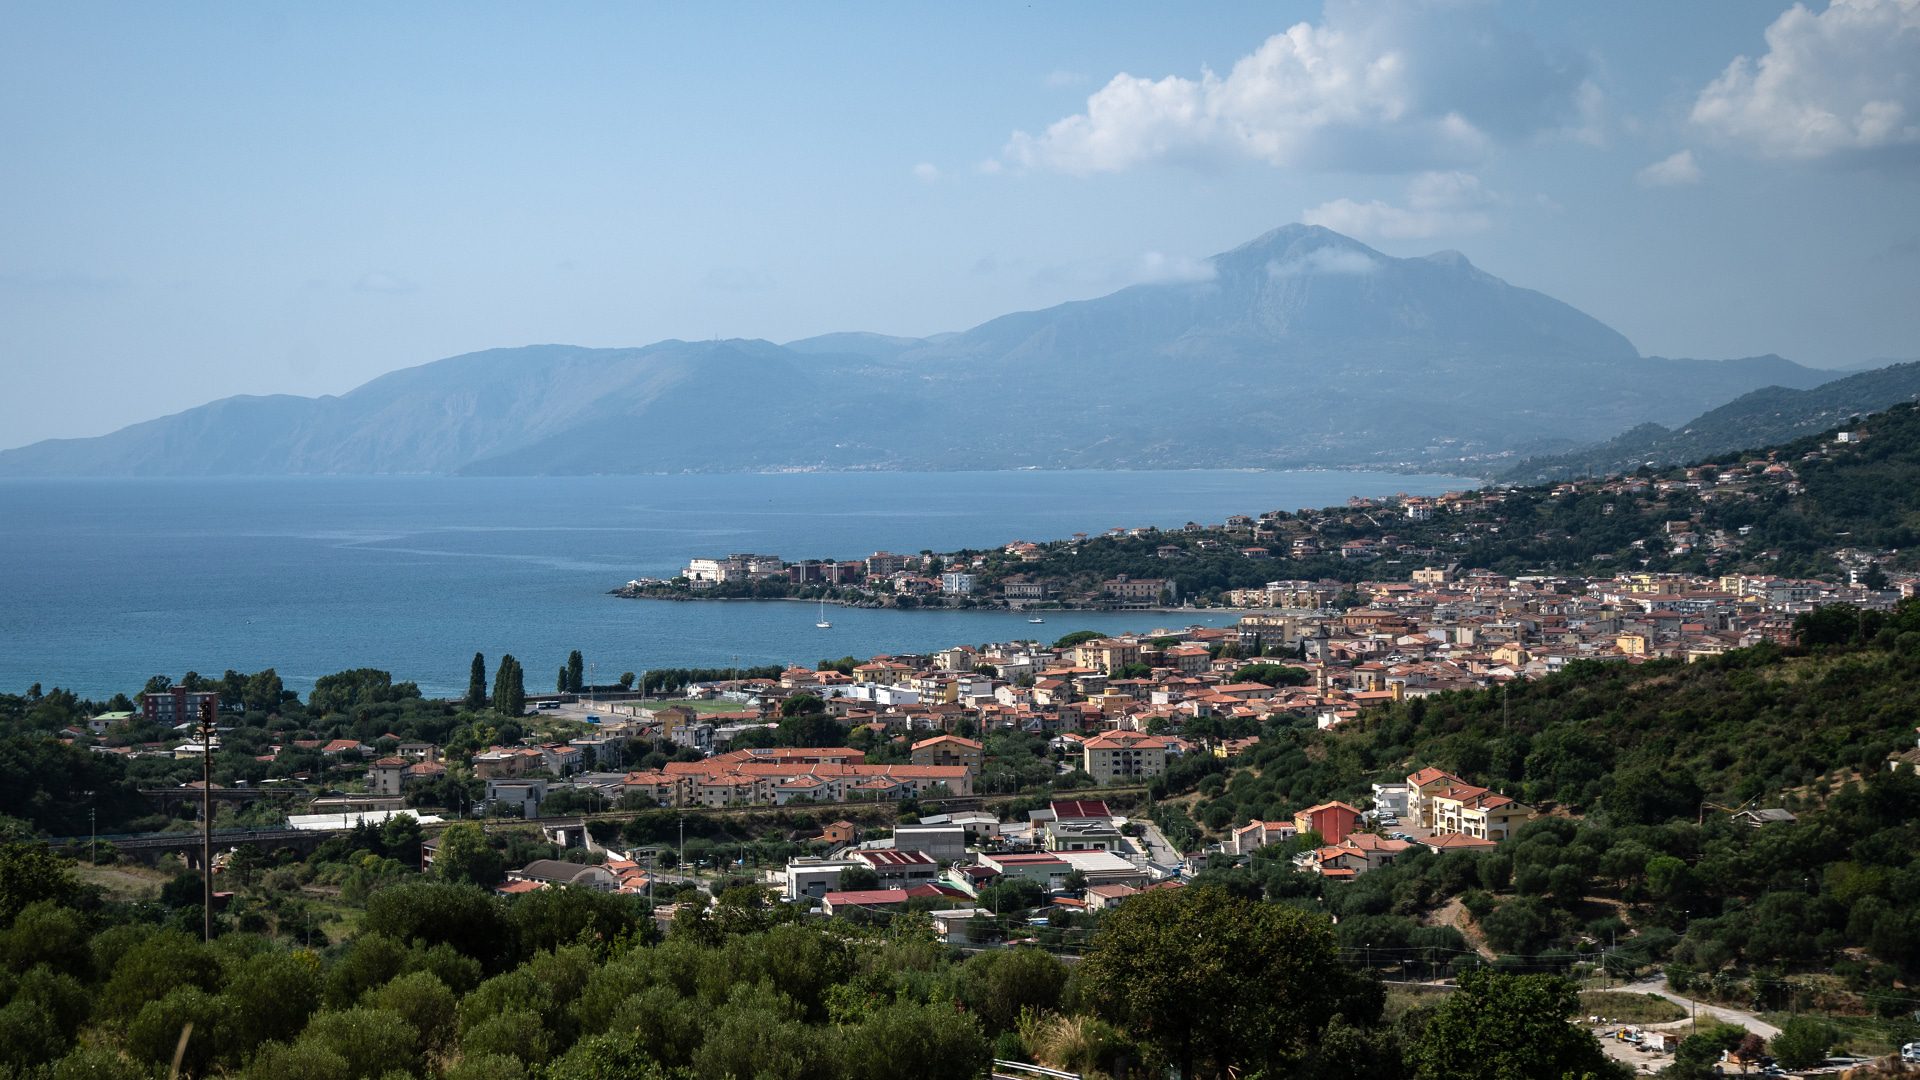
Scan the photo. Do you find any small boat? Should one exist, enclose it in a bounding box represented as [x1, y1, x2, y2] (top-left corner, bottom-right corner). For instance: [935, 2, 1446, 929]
[1028, 615, 1045, 624]
[816, 599, 832, 629]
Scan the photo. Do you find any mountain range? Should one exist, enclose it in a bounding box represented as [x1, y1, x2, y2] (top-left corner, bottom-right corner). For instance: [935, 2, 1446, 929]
[0, 224, 1843, 477]
[1499, 360, 1920, 484]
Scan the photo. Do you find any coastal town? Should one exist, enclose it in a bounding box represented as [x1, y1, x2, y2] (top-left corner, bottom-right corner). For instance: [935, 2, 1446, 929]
[23, 408, 1920, 1077]
[16, 6, 1920, 1076]
[521, 561, 1907, 815]
[617, 425, 1905, 613]
[84, 553, 1909, 899]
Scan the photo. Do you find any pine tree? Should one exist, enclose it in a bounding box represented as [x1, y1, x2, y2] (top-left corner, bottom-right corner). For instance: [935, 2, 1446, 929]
[493, 655, 525, 716]
[467, 652, 487, 709]
[567, 650, 585, 693]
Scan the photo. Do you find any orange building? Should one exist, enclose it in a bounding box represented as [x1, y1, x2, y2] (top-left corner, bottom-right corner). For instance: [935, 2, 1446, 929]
[1292, 800, 1363, 843]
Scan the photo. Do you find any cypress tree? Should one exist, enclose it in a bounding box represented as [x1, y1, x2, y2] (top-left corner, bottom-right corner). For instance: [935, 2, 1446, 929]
[557, 667, 569, 694]
[567, 650, 585, 693]
[493, 654, 525, 716]
[467, 652, 487, 709]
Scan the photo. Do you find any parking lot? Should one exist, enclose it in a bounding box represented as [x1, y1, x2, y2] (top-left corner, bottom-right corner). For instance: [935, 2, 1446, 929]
[1592, 1025, 1676, 1075]
[528, 698, 629, 725]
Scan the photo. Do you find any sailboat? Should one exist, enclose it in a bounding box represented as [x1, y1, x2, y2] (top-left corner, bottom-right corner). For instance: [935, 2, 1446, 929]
[816, 598, 832, 629]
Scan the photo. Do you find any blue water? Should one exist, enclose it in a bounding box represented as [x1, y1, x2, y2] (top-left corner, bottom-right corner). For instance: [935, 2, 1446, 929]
[0, 471, 1470, 699]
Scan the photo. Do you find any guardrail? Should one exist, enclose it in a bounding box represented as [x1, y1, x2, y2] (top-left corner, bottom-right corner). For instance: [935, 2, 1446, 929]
[991, 1061, 1081, 1080]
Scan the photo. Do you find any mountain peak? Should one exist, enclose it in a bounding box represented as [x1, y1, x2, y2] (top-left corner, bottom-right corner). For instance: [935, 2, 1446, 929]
[1220, 223, 1373, 259]
[0, 221, 1823, 476]
[1210, 224, 1388, 280]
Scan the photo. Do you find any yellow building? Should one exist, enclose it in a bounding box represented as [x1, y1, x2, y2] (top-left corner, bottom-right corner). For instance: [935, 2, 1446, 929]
[910, 735, 985, 776]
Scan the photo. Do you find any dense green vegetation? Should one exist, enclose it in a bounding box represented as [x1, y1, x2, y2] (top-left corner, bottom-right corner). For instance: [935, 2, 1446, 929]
[0, 831, 1636, 1080]
[1169, 602, 1920, 1026]
[640, 667, 783, 696]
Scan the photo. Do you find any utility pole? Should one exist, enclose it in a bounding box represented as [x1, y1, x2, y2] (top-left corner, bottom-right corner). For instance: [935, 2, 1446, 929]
[199, 696, 215, 943]
[678, 814, 686, 881]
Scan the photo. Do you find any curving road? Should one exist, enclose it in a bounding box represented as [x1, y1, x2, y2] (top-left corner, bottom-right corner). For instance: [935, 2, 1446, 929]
[1618, 977, 1782, 1039]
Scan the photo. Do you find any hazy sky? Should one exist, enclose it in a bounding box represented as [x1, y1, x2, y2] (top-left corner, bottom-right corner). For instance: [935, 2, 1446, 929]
[4, 2, 1919, 448]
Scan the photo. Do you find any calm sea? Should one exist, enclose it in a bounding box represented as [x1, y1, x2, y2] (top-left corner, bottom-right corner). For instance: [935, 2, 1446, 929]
[0, 471, 1470, 699]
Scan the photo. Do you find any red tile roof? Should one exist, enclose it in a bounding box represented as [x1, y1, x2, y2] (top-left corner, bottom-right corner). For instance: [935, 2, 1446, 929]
[824, 889, 909, 906]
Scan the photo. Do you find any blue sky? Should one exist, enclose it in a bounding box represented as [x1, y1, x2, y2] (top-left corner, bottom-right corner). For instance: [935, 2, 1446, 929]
[3, 1, 1918, 448]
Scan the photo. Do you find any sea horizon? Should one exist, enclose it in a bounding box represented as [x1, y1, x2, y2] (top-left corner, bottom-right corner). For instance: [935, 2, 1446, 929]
[0, 468, 1472, 698]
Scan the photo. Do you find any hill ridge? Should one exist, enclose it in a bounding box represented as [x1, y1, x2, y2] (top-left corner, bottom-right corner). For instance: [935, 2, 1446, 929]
[0, 224, 1829, 476]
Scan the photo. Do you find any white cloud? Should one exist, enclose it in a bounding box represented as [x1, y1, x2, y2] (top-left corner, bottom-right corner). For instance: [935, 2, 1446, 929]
[1302, 200, 1487, 240]
[1636, 149, 1704, 187]
[1560, 79, 1610, 148]
[1692, 0, 1920, 163]
[912, 162, 941, 183]
[1302, 170, 1498, 239]
[1002, 2, 1592, 174]
[1267, 248, 1380, 277]
[1405, 170, 1494, 211]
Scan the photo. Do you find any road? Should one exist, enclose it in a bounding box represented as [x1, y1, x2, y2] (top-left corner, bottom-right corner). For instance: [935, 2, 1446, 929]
[1134, 818, 1183, 869]
[1618, 977, 1783, 1039]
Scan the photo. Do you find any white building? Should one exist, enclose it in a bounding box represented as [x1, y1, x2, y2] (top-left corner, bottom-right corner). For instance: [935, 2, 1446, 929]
[1370, 782, 1410, 818]
[844, 683, 921, 707]
[784, 857, 865, 901]
[486, 778, 550, 819]
[892, 824, 966, 863]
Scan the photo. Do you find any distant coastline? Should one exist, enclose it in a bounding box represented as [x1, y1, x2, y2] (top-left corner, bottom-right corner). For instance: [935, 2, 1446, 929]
[609, 589, 1206, 617]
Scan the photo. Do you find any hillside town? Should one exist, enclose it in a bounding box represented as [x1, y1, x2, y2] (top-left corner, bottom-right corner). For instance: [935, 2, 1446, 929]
[618, 425, 1911, 616]
[594, 564, 1902, 770]
[34, 407, 1920, 1076]
[94, 563, 1908, 830]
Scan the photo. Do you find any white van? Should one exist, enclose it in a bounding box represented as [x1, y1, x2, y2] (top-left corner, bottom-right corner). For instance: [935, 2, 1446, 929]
[1900, 1041, 1920, 1063]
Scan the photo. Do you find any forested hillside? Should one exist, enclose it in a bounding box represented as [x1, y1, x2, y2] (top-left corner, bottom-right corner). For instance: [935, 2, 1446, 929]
[1503, 360, 1920, 484]
[946, 401, 1920, 603]
[0, 843, 1637, 1080]
[1159, 603, 1920, 1022]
